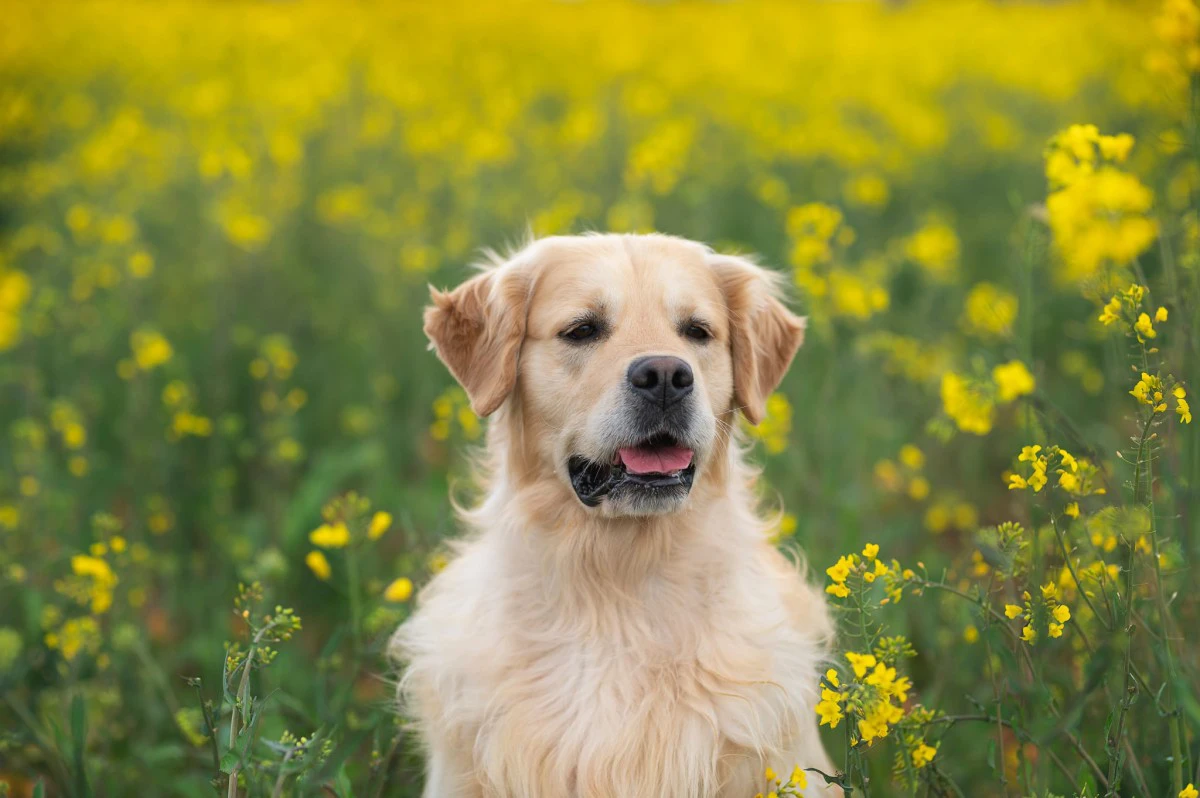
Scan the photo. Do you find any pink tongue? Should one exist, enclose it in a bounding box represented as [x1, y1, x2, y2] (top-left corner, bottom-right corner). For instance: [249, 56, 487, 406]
[618, 445, 694, 475]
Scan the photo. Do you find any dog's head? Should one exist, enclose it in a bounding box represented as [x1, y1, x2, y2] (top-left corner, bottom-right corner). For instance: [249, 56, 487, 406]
[424, 234, 805, 517]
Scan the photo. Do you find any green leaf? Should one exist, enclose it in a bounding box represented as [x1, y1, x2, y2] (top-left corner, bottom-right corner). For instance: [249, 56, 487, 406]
[331, 763, 354, 798]
[70, 694, 90, 798]
[218, 749, 241, 775]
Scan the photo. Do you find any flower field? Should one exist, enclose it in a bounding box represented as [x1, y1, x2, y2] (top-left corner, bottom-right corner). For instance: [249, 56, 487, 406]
[1, 0, 1199, 795]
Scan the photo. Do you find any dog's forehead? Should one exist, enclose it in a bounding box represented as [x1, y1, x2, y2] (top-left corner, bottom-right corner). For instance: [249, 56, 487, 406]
[530, 236, 723, 320]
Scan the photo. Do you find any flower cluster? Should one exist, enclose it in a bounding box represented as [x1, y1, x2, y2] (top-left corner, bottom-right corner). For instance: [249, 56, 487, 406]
[430, 386, 482, 442]
[905, 218, 960, 282]
[1006, 582, 1073, 644]
[162, 380, 213, 440]
[1006, 444, 1105, 514]
[787, 203, 890, 324]
[824, 543, 917, 605]
[1099, 284, 1169, 342]
[940, 360, 1035, 436]
[754, 764, 810, 798]
[1130, 372, 1192, 424]
[745, 392, 793, 455]
[305, 493, 394, 581]
[0, 263, 32, 351]
[960, 282, 1018, 339]
[816, 645, 917, 748]
[1148, 0, 1200, 91]
[873, 443, 930, 501]
[1044, 125, 1156, 284]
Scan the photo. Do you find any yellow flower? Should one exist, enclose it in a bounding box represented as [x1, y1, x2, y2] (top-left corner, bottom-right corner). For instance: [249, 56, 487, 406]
[1004, 604, 1023, 619]
[911, 742, 938, 768]
[1007, 474, 1028, 490]
[1098, 294, 1122, 325]
[368, 511, 393, 540]
[70, 554, 118, 614]
[129, 250, 155, 278]
[846, 651, 877, 678]
[1156, 305, 1169, 322]
[1058, 470, 1081, 493]
[305, 550, 331, 581]
[1179, 783, 1198, 798]
[764, 767, 776, 781]
[1021, 625, 1037, 643]
[309, 522, 350, 549]
[1059, 449, 1078, 472]
[906, 219, 960, 279]
[941, 372, 994, 435]
[1018, 445, 1042, 462]
[862, 543, 880, 560]
[62, 422, 87, 449]
[130, 329, 173, 371]
[826, 583, 850, 598]
[963, 624, 979, 643]
[898, 444, 924, 470]
[1053, 604, 1071, 623]
[1048, 622, 1064, 638]
[789, 766, 808, 788]
[993, 360, 1035, 403]
[1042, 582, 1059, 601]
[907, 476, 930, 500]
[384, 577, 414, 602]
[815, 694, 843, 728]
[1064, 502, 1080, 518]
[1134, 312, 1157, 340]
[826, 556, 852, 584]
[961, 282, 1018, 338]
[825, 669, 839, 687]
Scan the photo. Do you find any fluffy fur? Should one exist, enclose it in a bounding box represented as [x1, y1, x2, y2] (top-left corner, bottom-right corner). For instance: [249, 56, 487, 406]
[391, 234, 838, 797]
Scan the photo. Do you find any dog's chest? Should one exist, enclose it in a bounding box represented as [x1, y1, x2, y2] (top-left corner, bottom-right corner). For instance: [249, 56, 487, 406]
[463, 596, 815, 796]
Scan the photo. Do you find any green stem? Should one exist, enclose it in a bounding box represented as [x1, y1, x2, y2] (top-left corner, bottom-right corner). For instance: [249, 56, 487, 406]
[1144, 426, 1186, 796]
[227, 649, 254, 798]
[348, 544, 363, 655]
[1050, 514, 1112, 631]
[1106, 404, 1154, 795]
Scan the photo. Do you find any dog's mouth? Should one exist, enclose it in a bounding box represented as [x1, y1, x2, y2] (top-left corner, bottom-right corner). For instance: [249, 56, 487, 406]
[568, 432, 696, 507]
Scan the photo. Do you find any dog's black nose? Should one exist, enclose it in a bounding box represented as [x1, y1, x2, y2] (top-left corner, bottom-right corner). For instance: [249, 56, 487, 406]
[627, 355, 693, 407]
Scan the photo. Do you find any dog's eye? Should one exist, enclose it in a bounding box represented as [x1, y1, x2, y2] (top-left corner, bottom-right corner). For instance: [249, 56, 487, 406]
[561, 322, 600, 342]
[684, 323, 711, 342]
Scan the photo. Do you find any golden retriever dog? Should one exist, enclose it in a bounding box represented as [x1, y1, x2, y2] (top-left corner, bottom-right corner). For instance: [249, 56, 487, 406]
[390, 234, 838, 797]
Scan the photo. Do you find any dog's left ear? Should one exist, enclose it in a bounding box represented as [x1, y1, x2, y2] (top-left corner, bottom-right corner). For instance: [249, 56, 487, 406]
[424, 256, 534, 417]
[710, 254, 806, 426]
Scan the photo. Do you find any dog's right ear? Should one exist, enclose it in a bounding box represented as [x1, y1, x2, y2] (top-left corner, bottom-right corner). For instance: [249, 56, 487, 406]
[424, 259, 533, 417]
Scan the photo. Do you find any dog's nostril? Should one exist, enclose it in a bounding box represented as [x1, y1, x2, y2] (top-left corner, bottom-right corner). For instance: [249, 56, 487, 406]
[673, 365, 693, 389]
[631, 367, 659, 390]
[627, 355, 694, 407]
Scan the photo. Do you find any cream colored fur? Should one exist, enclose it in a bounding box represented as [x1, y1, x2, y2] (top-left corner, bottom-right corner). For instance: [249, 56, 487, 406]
[391, 234, 839, 797]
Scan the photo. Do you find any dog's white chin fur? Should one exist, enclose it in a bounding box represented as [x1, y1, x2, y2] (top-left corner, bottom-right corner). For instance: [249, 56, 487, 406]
[390, 441, 840, 798]
[598, 491, 689, 517]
